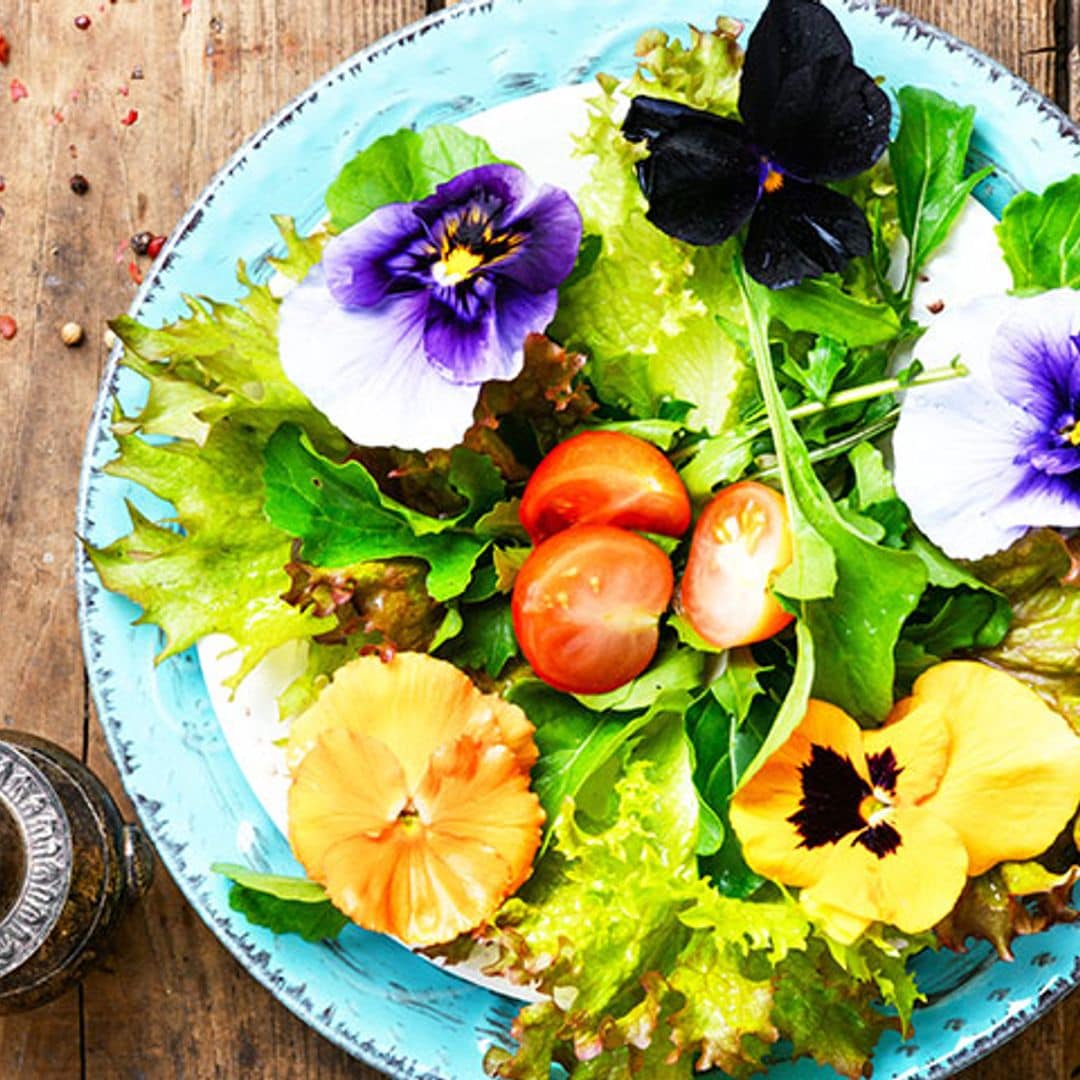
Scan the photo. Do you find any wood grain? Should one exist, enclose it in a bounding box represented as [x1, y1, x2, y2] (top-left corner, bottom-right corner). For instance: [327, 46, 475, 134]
[0, 2, 1074, 1078]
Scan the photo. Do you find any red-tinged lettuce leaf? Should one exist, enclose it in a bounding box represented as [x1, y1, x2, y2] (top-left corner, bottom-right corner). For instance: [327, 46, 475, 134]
[971, 530, 1080, 732]
[771, 939, 899, 1080]
[936, 861, 1079, 961]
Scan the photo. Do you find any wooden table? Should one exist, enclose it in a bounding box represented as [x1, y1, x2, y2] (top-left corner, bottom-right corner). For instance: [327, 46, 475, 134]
[0, 1, 1076, 1076]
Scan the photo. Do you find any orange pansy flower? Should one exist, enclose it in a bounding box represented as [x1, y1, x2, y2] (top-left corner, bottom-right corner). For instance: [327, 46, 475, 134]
[287, 652, 545, 947]
[730, 661, 1080, 942]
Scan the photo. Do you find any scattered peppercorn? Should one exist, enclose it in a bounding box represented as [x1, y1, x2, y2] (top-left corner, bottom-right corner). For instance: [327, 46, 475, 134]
[0, 176, 6, 193]
[127, 261, 143, 285]
[130, 231, 153, 256]
[927, 299, 946, 315]
[69, 173, 90, 195]
[73, 14, 92, 30]
[131, 65, 144, 80]
[9, 78, 28, 102]
[0, 315, 17, 341]
[120, 108, 139, 126]
[146, 235, 166, 259]
[60, 322, 85, 347]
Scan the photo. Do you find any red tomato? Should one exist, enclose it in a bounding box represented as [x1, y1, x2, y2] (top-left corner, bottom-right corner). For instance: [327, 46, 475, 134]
[512, 525, 674, 695]
[519, 430, 691, 544]
[679, 481, 795, 649]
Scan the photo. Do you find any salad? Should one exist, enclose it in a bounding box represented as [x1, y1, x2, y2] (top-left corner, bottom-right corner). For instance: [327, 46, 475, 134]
[88, 0, 1080, 1077]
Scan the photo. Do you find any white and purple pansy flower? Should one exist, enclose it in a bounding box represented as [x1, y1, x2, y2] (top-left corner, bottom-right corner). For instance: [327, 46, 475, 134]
[893, 288, 1080, 559]
[279, 163, 582, 450]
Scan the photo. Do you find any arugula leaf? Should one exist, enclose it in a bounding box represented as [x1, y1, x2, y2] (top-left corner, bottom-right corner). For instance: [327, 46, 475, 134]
[263, 425, 490, 602]
[212, 863, 348, 943]
[768, 279, 901, 347]
[739, 264, 928, 725]
[505, 681, 678, 843]
[437, 597, 518, 678]
[996, 174, 1080, 290]
[890, 87, 993, 295]
[781, 336, 848, 404]
[325, 125, 502, 233]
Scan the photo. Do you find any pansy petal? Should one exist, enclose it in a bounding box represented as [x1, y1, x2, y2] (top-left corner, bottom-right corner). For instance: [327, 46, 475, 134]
[730, 700, 868, 889]
[991, 288, 1080, 427]
[279, 266, 479, 450]
[742, 178, 871, 288]
[424, 276, 502, 384]
[623, 95, 760, 246]
[864, 697, 950, 806]
[739, 0, 889, 181]
[891, 297, 1040, 559]
[994, 467, 1080, 531]
[494, 280, 559, 366]
[415, 162, 527, 227]
[323, 201, 427, 308]
[801, 806, 970, 935]
[911, 662, 1080, 876]
[488, 182, 583, 291]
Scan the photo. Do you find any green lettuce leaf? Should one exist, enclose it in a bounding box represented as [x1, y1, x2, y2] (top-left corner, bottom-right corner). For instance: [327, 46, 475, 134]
[89, 421, 331, 685]
[325, 125, 503, 233]
[263, 424, 491, 602]
[996, 174, 1080, 291]
[438, 596, 519, 678]
[213, 863, 348, 943]
[740, 267, 928, 725]
[551, 24, 754, 433]
[890, 87, 993, 292]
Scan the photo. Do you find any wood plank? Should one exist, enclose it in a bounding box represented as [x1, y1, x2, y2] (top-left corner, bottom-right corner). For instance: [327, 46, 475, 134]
[0, 2, 1075, 1079]
[73, 5, 424, 1074]
[1070, 0, 1080, 119]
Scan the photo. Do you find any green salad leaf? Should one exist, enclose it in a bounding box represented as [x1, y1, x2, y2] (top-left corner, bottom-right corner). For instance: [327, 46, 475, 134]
[213, 863, 348, 943]
[739, 265, 928, 726]
[996, 174, 1080, 290]
[551, 24, 753, 433]
[890, 87, 993, 297]
[325, 125, 503, 233]
[263, 424, 492, 602]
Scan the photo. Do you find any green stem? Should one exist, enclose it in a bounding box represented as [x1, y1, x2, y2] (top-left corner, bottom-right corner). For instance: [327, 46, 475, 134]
[787, 362, 968, 421]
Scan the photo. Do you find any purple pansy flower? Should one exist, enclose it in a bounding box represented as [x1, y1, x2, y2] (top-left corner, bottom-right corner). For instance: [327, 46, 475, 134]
[279, 163, 582, 450]
[893, 288, 1080, 559]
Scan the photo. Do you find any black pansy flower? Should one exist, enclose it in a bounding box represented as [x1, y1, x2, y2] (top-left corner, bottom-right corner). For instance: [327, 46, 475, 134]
[622, 0, 891, 288]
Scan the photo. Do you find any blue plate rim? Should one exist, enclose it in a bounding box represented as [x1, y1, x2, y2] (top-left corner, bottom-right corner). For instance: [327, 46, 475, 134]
[75, 2, 1080, 1078]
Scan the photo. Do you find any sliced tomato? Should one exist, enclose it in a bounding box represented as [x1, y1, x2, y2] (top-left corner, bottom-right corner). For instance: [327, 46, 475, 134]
[519, 430, 691, 544]
[679, 481, 795, 649]
[511, 524, 674, 695]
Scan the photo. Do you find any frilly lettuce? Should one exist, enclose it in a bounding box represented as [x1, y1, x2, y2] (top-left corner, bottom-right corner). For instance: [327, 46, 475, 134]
[475, 714, 922, 1079]
[551, 22, 752, 433]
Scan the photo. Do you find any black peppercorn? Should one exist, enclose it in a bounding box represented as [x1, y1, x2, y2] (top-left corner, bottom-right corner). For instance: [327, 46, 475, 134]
[130, 231, 153, 256]
[69, 173, 90, 196]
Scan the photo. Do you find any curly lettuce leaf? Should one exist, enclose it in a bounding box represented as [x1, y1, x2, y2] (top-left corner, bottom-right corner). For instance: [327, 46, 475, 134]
[551, 24, 753, 432]
[325, 125, 503, 233]
[996, 174, 1080, 291]
[89, 421, 331, 685]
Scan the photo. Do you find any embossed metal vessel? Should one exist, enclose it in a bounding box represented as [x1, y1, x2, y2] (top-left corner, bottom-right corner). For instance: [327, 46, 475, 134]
[0, 732, 153, 1013]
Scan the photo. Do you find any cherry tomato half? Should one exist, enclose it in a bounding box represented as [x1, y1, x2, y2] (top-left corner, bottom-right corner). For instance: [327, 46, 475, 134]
[512, 524, 674, 695]
[519, 430, 691, 544]
[679, 481, 795, 650]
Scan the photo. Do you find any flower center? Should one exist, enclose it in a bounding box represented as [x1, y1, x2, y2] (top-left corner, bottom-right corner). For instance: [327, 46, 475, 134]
[762, 166, 785, 195]
[433, 245, 486, 286]
[789, 744, 903, 860]
[1064, 419, 1080, 448]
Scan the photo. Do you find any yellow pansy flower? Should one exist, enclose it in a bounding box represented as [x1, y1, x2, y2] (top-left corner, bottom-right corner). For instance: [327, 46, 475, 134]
[730, 661, 1080, 942]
